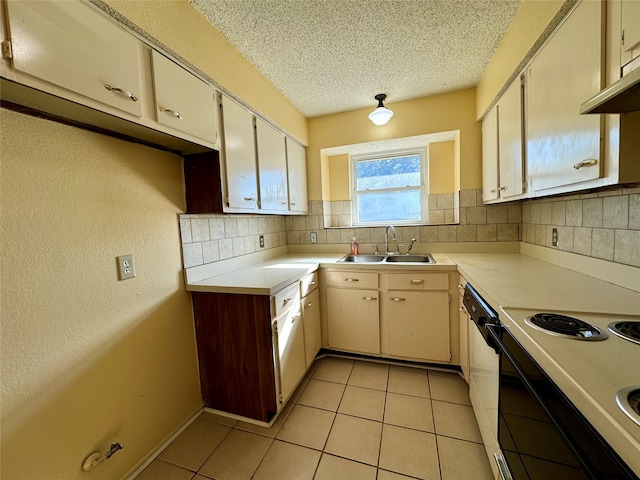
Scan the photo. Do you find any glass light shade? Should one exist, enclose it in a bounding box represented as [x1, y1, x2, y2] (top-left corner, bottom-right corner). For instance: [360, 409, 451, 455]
[368, 106, 394, 125]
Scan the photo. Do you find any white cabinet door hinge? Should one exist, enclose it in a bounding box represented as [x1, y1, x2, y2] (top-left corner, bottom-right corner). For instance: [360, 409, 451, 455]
[2, 41, 13, 59]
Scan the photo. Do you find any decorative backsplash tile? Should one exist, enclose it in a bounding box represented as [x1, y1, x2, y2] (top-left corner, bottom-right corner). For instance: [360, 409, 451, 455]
[520, 185, 640, 267]
[178, 185, 639, 269]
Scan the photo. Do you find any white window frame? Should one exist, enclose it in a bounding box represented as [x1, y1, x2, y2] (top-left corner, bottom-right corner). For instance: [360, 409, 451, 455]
[351, 147, 429, 226]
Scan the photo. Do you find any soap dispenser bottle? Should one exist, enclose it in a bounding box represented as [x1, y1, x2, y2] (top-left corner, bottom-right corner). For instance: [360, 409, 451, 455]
[350, 237, 359, 255]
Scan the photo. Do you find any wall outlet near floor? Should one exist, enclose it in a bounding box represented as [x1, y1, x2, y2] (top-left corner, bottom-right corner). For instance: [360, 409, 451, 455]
[310, 231, 317, 244]
[117, 254, 135, 280]
[552, 228, 558, 247]
[259, 235, 265, 248]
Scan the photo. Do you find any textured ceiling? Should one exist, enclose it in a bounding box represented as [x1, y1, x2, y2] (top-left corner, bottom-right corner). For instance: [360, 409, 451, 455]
[190, 0, 521, 118]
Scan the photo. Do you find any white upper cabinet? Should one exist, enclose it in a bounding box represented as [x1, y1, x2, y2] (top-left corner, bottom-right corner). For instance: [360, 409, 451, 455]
[151, 50, 217, 144]
[220, 95, 258, 211]
[497, 78, 524, 200]
[621, 0, 640, 68]
[527, 0, 603, 192]
[256, 118, 288, 212]
[5, 0, 142, 117]
[286, 138, 308, 213]
[482, 106, 499, 203]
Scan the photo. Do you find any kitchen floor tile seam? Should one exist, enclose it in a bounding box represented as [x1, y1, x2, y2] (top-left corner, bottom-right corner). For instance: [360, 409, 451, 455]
[193, 425, 237, 474]
[434, 432, 485, 446]
[377, 469, 424, 480]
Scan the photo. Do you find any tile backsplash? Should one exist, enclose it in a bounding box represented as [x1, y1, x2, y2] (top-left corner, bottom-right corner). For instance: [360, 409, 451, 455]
[520, 185, 640, 267]
[179, 185, 640, 270]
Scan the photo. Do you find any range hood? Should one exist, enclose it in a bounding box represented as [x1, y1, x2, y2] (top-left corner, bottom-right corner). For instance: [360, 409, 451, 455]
[580, 67, 640, 114]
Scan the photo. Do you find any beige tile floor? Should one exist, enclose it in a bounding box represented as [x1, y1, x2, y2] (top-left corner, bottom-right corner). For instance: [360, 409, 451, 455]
[137, 356, 494, 480]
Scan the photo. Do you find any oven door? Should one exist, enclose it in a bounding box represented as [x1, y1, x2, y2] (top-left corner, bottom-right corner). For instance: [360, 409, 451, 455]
[487, 324, 638, 480]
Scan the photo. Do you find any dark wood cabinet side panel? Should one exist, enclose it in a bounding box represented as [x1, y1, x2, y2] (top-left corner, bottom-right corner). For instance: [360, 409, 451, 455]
[192, 292, 276, 421]
[183, 151, 224, 214]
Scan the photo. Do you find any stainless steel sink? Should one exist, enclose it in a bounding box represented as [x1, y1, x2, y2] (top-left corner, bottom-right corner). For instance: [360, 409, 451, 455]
[338, 253, 435, 264]
[384, 254, 435, 263]
[338, 254, 385, 263]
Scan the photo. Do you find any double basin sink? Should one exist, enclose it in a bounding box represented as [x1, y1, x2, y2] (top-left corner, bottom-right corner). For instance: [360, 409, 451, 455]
[338, 253, 435, 264]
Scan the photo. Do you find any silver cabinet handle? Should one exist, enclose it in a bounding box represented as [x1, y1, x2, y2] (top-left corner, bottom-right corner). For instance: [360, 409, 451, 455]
[390, 297, 406, 302]
[305, 302, 312, 308]
[309, 281, 316, 286]
[290, 202, 296, 206]
[409, 279, 424, 285]
[499, 186, 508, 191]
[573, 159, 598, 169]
[159, 107, 183, 119]
[361, 296, 377, 301]
[344, 278, 359, 282]
[104, 84, 138, 102]
[291, 314, 299, 324]
[280, 201, 287, 205]
[244, 196, 255, 201]
[459, 306, 465, 312]
[282, 296, 293, 306]
[490, 188, 497, 193]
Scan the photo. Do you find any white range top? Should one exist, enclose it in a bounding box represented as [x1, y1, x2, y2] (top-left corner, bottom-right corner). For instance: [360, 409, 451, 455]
[500, 307, 640, 476]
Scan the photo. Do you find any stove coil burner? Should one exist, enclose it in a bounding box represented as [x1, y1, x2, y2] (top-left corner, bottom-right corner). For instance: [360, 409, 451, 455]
[608, 321, 640, 345]
[616, 386, 640, 427]
[525, 313, 609, 341]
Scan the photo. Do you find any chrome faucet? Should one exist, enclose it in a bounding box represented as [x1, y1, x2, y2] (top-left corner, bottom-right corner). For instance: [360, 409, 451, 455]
[384, 225, 397, 253]
[407, 238, 417, 254]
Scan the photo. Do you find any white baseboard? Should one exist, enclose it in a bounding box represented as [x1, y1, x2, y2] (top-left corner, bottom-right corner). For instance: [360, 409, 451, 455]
[123, 407, 203, 480]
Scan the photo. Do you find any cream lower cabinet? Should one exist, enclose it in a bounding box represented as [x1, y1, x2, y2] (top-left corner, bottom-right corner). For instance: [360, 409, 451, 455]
[325, 271, 380, 354]
[274, 297, 306, 404]
[301, 272, 321, 367]
[386, 272, 450, 362]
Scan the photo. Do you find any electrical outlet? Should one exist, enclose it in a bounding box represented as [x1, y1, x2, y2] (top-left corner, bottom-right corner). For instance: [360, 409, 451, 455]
[117, 254, 135, 280]
[259, 235, 265, 248]
[552, 228, 558, 247]
[310, 231, 317, 244]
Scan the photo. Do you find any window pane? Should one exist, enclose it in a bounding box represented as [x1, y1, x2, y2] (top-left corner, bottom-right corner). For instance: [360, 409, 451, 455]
[357, 190, 421, 223]
[356, 155, 421, 191]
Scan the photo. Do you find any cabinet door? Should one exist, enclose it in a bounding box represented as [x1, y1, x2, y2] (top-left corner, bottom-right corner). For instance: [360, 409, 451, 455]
[326, 288, 380, 354]
[621, 0, 640, 67]
[286, 138, 308, 213]
[257, 118, 288, 212]
[498, 79, 524, 199]
[387, 291, 450, 362]
[482, 106, 499, 202]
[151, 50, 217, 144]
[6, 0, 142, 117]
[276, 308, 306, 404]
[527, 0, 602, 192]
[221, 96, 258, 210]
[302, 289, 321, 368]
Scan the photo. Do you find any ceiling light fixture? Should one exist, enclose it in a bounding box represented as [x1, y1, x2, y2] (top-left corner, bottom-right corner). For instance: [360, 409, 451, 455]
[368, 93, 394, 126]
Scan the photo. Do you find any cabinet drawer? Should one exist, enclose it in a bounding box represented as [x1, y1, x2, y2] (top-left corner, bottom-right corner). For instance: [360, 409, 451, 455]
[272, 283, 300, 318]
[387, 273, 448, 291]
[325, 271, 378, 289]
[300, 271, 318, 297]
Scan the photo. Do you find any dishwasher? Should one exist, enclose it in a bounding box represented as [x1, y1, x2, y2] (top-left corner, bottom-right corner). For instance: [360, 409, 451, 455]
[463, 283, 510, 480]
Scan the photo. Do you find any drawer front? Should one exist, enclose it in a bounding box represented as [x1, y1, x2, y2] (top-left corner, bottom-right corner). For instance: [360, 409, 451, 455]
[387, 273, 448, 291]
[300, 271, 318, 297]
[325, 271, 378, 289]
[272, 283, 300, 317]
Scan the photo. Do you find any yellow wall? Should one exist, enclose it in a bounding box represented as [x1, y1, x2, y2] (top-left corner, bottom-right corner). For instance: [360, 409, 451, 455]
[428, 141, 455, 194]
[0, 109, 201, 479]
[307, 88, 481, 200]
[104, 0, 308, 145]
[328, 154, 351, 201]
[476, 0, 566, 118]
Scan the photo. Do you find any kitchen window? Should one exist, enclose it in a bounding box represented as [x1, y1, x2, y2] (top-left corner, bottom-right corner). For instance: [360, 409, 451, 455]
[351, 148, 428, 225]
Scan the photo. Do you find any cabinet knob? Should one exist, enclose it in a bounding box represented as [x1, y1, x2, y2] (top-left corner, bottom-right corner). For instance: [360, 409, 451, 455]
[490, 188, 498, 193]
[409, 279, 424, 285]
[280, 201, 287, 205]
[104, 84, 138, 102]
[573, 159, 598, 170]
[244, 196, 255, 201]
[361, 296, 377, 301]
[159, 107, 183, 119]
[305, 302, 312, 308]
[390, 297, 406, 302]
[291, 202, 296, 206]
[344, 278, 359, 282]
[499, 186, 508, 191]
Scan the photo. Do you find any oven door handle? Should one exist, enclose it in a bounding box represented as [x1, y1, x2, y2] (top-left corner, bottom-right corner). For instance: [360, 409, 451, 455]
[485, 325, 601, 480]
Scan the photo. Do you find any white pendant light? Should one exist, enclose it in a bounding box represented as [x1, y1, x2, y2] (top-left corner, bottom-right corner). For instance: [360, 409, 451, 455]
[368, 93, 394, 125]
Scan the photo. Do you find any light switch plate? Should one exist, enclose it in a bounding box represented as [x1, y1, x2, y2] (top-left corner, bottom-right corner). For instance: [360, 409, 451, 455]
[117, 254, 135, 280]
